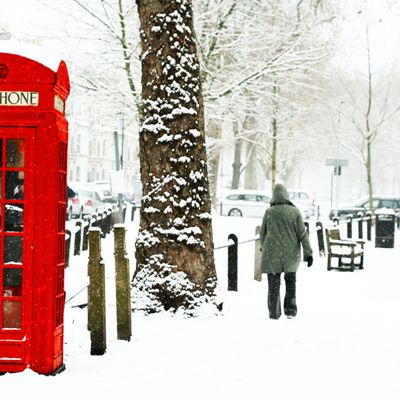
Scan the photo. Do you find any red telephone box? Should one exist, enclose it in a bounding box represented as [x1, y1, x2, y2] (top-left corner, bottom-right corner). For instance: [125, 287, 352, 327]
[0, 50, 70, 374]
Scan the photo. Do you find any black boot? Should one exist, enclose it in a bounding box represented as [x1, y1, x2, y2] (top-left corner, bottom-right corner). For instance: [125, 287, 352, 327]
[267, 273, 281, 319]
[284, 272, 297, 317]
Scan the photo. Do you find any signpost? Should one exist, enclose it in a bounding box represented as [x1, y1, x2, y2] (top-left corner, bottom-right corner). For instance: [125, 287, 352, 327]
[326, 158, 348, 208]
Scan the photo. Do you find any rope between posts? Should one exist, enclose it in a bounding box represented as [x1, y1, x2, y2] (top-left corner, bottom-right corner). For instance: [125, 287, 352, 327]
[65, 285, 88, 304]
[214, 236, 260, 250]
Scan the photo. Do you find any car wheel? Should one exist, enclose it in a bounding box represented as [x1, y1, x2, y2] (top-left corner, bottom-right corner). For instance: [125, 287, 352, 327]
[228, 208, 243, 217]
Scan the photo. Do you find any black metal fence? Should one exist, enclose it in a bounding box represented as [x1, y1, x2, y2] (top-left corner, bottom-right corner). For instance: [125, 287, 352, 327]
[216, 211, 397, 292]
[65, 203, 129, 267]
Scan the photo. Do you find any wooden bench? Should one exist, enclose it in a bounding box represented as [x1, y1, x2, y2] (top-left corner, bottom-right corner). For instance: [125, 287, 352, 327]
[325, 228, 365, 271]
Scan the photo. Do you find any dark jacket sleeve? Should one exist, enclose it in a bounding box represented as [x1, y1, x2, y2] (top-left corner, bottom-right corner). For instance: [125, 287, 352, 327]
[260, 211, 268, 250]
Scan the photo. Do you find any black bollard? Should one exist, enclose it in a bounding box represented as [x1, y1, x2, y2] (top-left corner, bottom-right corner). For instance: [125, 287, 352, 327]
[227, 234, 238, 291]
[304, 221, 309, 235]
[366, 212, 372, 241]
[74, 220, 82, 256]
[82, 217, 90, 251]
[65, 229, 71, 267]
[131, 204, 136, 221]
[122, 204, 127, 222]
[347, 215, 353, 238]
[105, 209, 112, 235]
[357, 212, 364, 239]
[316, 221, 325, 256]
[100, 211, 107, 238]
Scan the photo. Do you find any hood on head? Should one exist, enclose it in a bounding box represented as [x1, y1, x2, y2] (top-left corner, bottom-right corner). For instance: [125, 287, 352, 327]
[271, 183, 292, 205]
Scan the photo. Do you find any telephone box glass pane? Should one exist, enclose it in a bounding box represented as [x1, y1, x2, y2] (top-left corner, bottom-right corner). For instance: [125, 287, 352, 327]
[3, 268, 22, 297]
[2, 301, 21, 329]
[5, 171, 24, 200]
[4, 236, 23, 264]
[6, 139, 25, 167]
[5, 204, 24, 232]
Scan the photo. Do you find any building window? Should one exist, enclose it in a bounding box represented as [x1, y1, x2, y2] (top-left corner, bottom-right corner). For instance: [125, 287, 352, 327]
[76, 135, 81, 153]
[70, 137, 75, 153]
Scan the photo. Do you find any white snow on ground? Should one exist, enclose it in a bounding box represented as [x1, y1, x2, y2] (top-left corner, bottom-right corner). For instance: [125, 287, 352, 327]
[2, 210, 400, 399]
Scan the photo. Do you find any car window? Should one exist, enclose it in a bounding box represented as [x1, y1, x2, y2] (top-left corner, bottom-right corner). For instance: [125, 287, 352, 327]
[379, 199, 394, 208]
[226, 194, 240, 200]
[299, 192, 309, 199]
[78, 190, 92, 197]
[244, 194, 257, 201]
[288, 192, 296, 199]
[361, 199, 378, 208]
[257, 195, 270, 203]
[94, 192, 102, 201]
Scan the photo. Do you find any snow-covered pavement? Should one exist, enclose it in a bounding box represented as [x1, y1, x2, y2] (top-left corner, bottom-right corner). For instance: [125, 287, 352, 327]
[2, 215, 400, 399]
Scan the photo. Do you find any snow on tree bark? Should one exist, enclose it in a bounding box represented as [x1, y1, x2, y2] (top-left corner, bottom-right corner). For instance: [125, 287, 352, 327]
[133, 0, 220, 314]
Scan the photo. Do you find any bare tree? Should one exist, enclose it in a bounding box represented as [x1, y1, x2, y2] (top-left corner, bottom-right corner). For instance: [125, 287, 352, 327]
[197, 0, 337, 193]
[132, 0, 220, 314]
[67, 0, 142, 124]
[338, 6, 400, 210]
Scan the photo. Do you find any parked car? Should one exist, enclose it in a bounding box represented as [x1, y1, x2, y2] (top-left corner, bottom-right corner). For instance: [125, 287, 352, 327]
[75, 189, 106, 216]
[219, 190, 271, 218]
[329, 195, 400, 220]
[67, 186, 81, 219]
[102, 192, 129, 204]
[287, 189, 316, 219]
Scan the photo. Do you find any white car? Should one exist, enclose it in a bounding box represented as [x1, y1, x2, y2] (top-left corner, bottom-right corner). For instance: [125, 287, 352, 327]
[287, 189, 316, 219]
[75, 189, 106, 216]
[219, 190, 271, 218]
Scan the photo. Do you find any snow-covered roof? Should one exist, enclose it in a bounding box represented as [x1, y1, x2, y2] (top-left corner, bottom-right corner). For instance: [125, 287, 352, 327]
[0, 39, 62, 72]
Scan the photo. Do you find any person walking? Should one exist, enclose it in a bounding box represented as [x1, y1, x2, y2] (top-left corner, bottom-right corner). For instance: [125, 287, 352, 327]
[260, 183, 313, 319]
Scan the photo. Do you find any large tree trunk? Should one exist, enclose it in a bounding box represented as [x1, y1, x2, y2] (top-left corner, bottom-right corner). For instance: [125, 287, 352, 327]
[133, 0, 220, 314]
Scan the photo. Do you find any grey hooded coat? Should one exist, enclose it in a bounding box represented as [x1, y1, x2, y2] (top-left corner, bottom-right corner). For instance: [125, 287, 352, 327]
[260, 184, 313, 274]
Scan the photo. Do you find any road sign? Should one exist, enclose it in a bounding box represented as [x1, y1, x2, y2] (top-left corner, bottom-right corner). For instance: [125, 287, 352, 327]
[325, 158, 349, 167]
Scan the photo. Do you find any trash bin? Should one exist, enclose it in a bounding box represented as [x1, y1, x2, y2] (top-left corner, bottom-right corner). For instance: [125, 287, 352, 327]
[375, 209, 396, 248]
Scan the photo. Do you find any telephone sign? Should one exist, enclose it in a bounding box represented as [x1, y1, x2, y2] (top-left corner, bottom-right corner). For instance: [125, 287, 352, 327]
[0, 91, 39, 106]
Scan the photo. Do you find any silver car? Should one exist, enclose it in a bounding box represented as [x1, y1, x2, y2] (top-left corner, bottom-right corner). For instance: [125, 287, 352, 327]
[75, 189, 106, 216]
[219, 190, 271, 218]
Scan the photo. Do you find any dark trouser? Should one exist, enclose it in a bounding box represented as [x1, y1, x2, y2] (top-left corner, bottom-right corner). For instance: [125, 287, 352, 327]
[267, 272, 297, 319]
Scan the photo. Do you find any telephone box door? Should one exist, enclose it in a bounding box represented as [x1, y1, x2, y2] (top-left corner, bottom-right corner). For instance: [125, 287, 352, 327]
[0, 127, 34, 371]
